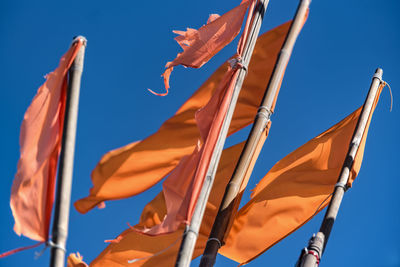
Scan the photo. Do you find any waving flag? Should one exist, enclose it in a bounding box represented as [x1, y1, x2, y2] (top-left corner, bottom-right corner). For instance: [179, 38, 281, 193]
[220, 84, 384, 265]
[151, 0, 254, 95]
[68, 142, 248, 266]
[75, 21, 292, 215]
[10, 40, 83, 242]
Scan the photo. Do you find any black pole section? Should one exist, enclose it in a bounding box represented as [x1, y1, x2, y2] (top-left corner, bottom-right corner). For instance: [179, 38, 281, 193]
[296, 68, 384, 267]
[50, 36, 86, 267]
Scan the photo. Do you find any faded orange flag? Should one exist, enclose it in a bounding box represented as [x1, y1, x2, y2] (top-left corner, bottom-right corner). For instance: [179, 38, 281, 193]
[68, 17, 307, 264]
[151, 0, 255, 95]
[68, 88, 382, 266]
[69, 79, 384, 266]
[219, 84, 385, 265]
[101, 0, 257, 236]
[68, 141, 249, 266]
[67, 252, 88, 267]
[75, 21, 293, 215]
[10, 39, 83, 242]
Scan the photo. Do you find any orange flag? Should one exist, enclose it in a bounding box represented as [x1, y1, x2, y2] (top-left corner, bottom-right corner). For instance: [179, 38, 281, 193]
[123, 0, 258, 235]
[151, 0, 254, 95]
[68, 142, 249, 266]
[219, 84, 384, 265]
[67, 252, 88, 267]
[68, 82, 381, 265]
[10, 39, 83, 242]
[75, 21, 293, 215]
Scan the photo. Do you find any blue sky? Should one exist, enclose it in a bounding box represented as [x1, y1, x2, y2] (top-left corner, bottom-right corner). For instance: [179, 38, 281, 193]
[1, 0, 399, 266]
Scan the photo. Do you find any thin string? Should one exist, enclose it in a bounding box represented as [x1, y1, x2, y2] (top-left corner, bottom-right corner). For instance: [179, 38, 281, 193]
[0, 241, 45, 258]
[311, 193, 333, 219]
[34, 244, 48, 259]
[382, 81, 393, 112]
[373, 73, 393, 112]
[34, 240, 66, 259]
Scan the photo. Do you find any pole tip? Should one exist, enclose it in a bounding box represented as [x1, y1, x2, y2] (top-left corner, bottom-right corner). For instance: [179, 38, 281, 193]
[72, 36, 87, 46]
[374, 68, 383, 80]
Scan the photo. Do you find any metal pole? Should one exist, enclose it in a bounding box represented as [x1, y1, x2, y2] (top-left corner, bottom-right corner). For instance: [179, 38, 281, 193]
[297, 68, 383, 267]
[50, 36, 86, 267]
[174, 1, 270, 266]
[199, 1, 310, 266]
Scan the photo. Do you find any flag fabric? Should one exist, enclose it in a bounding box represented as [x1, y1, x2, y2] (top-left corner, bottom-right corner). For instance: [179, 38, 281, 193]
[133, 0, 258, 235]
[68, 141, 253, 266]
[67, 252, 88, 267]
[69, 80, 381, 265]
[10, 40, 83, 242]
[68, 15, 305, 262]
[75, 21, 293, 215]
[150, 0, 255, 96]
[219, 84, 384, 265]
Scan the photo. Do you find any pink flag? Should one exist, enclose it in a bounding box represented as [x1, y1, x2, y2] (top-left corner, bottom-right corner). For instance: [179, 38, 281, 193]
[10, 39, 83, 242]
[150, 0, 253, 96]
[136, 0, 257, 235]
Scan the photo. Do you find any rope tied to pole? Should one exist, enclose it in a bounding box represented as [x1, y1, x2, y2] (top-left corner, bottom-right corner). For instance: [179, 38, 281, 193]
[334, 181, 348, 192]
[373, 72, 393, 112]
[34, 240, 66, 259]
[48, 240, 66, 252]
[228, 56, 248, 72]
[257, 105, 272, 121]
[306, 248, 320, 265]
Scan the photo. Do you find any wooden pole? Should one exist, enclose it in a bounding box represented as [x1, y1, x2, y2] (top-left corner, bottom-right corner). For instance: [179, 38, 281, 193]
[49, 36, 87, 267]
[296, 68, 384, 267]
[174, 1, 270, 266]
[199, 1, 310, 266]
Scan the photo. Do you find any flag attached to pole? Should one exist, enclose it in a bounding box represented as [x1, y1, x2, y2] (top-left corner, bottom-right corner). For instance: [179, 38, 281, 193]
[68, 20, 296, 265]
[219, 83, 385, 265]
[74, 21, 292, 215]
[150, 0, 254, 95]
[74, 89, 381, 265]
[68, 142, 249, 266]
[10, 40, 83, 242]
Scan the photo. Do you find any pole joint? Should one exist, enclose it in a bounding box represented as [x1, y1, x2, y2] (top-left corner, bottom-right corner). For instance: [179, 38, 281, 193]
[256, 106, 272, 122]
[184, 225, 199, 238]
[206, 237, 222, 248]
[334, 181, 348, 192]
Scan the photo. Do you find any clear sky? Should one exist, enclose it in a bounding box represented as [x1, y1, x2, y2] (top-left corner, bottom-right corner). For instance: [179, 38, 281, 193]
[1, 0, 399, 266]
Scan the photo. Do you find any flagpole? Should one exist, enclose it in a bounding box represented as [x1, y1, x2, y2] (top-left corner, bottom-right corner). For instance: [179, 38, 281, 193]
[174, 1, 270, 266]
[296, 68, 384, 267]
[199, 1, 310, 266]
[49, 36, 87, 267]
